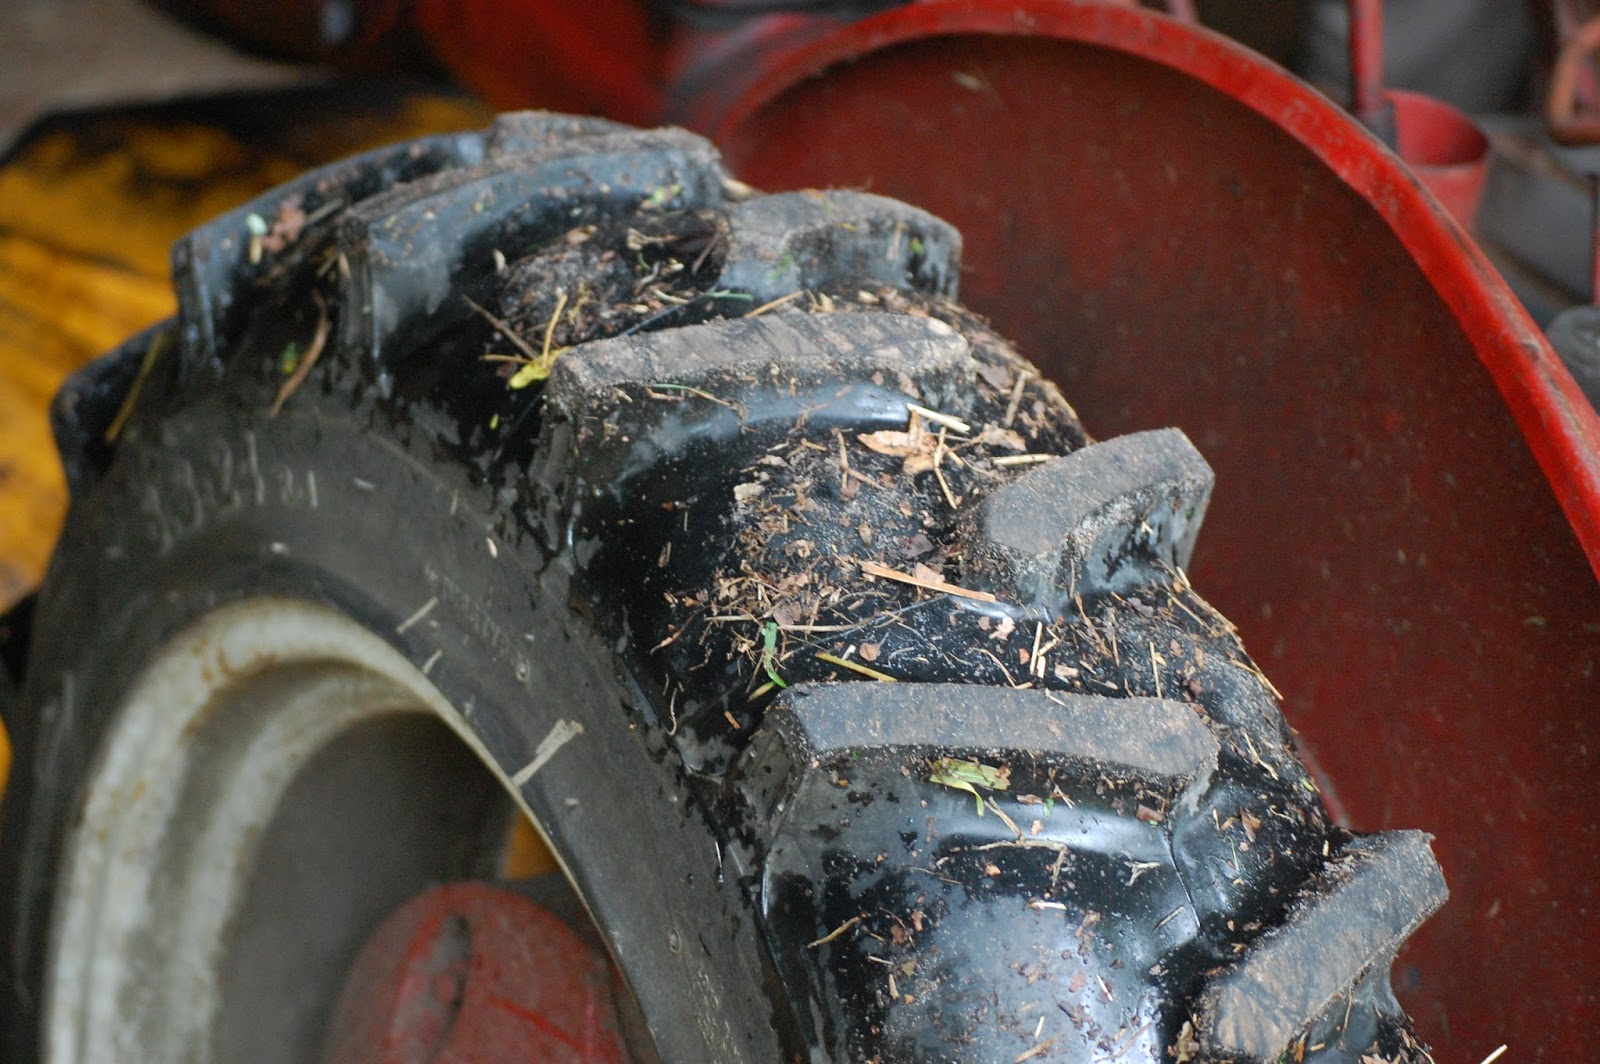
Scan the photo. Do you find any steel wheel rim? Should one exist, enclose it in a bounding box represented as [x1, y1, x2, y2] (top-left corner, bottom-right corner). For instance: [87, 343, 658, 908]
[46, 596, 554, 1063]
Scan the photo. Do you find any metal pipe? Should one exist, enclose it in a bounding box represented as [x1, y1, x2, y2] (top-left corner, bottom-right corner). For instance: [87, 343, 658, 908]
[1348, 0, 1395, 146]
[1547, 15, 1600, 145]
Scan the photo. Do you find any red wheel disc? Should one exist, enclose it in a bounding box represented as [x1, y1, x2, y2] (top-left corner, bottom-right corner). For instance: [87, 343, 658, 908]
[324, 883, 628, 1064]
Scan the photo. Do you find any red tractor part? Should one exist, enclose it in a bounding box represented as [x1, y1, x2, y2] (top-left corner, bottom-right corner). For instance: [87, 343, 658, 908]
[1340, 0, 1486, 225]
[655, 4, 1600, 1059]
[1387, 88, 1488, 227]
[324, 883, 628, 1064]
[410, 0, 663, 125]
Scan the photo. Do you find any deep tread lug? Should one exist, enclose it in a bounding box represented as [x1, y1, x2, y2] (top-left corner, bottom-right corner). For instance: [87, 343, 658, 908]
[734, 682, 1222, 1061]
[764, 681, 1217, 789]
[173, 130, 488, 365]
[337, 130, 729, 363]
[548, 310, 971, 422]
[171, 112, 655, 372]
[717, 190, 961, 302]
[966, 427, 1214, 608]
[484, 111, 633, 155]
[535, 312, 976, 554]
[1196, 830, 1448, 1062]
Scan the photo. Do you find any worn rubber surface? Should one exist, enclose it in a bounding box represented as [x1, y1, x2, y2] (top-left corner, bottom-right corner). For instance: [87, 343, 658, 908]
[0, 113, 1443, 1063]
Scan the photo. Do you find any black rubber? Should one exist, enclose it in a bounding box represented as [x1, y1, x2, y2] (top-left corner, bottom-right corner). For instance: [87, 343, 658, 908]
[0, 113, 1444, 1064]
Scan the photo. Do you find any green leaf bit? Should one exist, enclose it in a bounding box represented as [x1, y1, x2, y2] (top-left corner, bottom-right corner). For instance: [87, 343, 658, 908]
[929, 756, 1011, 816]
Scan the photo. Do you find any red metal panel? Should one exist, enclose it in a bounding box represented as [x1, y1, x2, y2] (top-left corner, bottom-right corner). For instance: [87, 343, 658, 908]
[683, 4, 1600, 1057]
[413, 0, 663, 124]
[324, 883, 627, 1064]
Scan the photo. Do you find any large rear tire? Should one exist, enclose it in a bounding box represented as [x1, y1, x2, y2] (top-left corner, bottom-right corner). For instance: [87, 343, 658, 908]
[0, 113, 1444, 1064]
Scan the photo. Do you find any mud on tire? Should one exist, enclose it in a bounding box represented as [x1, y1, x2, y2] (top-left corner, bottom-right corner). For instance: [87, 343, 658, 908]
[0, 113, 1445, 1064]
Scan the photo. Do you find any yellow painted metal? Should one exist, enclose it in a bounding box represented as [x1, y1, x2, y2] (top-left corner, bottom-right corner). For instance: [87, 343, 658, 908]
[501, 815, 563, 879]
[0, 88, 495, 806]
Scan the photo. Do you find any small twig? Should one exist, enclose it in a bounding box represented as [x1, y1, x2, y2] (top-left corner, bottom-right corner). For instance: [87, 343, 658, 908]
[1108, 1022, 1153, 1061]
[540, 289, 568, 362]
[691, 226, 722, 273]
[1003, 371, 1031, 427]
[270, 296, 331, 418]
[807, 915, 862, 948]
[980, 647, 1024, 688]
[746, 289, 805, 317]
[646, 286, 695, 306]
[992, 454, 1052, 468]
[989, 802, 1025, 840]
[1166, 592, 1212, 631]
[815, 651, 897, 682]
[106, 329, 170, 441]
[644, 382, 743, 415]
[1240, 729, 1280, 782]
[464, 294, 541, 363]
[859, 560, 997, 603]
[932, 426, 961, 509]
[706, 614, 867, 634]
[969, 838, 1070, 855]
[1477, 1046, 1508, 1064]
[1075, 593, 1111, 657]
[1244, 655, 1285, 701]
[905, 402, 971, 434]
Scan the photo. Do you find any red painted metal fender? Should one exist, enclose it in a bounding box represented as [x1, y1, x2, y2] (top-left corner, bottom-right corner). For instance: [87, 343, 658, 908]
[663, 3, 1600, 1058]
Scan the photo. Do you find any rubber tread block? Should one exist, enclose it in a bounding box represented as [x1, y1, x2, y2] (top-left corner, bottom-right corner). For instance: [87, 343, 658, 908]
[718, 190, 961, 302]
[1198, 830, 1448, 1061]
[173, 129, 488, 363]
[768, 681, 1219, 786]
[336, 130, 728, 361]
[484, 112, 633, 155]
[969, 427, 1214, 606]
[547, 311, 973, 421]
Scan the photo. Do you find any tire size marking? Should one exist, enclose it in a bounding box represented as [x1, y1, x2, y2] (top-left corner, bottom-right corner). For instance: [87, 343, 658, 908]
[133, 432, 318, 554]
[422, 561, 533, 690]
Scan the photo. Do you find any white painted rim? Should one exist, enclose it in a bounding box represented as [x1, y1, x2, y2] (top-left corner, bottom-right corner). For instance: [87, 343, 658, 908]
[45, 596, 552, 1063]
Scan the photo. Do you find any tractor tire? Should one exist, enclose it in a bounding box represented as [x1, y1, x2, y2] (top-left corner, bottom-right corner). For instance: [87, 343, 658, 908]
[0, 113, 1445, 1064]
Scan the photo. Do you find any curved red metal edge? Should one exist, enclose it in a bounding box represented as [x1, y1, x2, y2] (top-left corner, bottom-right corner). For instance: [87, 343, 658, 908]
[687, 0, 1600, 584]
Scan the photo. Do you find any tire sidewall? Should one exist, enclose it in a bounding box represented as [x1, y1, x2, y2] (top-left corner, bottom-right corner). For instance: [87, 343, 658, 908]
[0, 394, 781, 1064]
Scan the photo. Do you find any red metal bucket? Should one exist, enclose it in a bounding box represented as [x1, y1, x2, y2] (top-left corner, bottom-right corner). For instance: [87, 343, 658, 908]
[1390, 87, 1489, 227]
